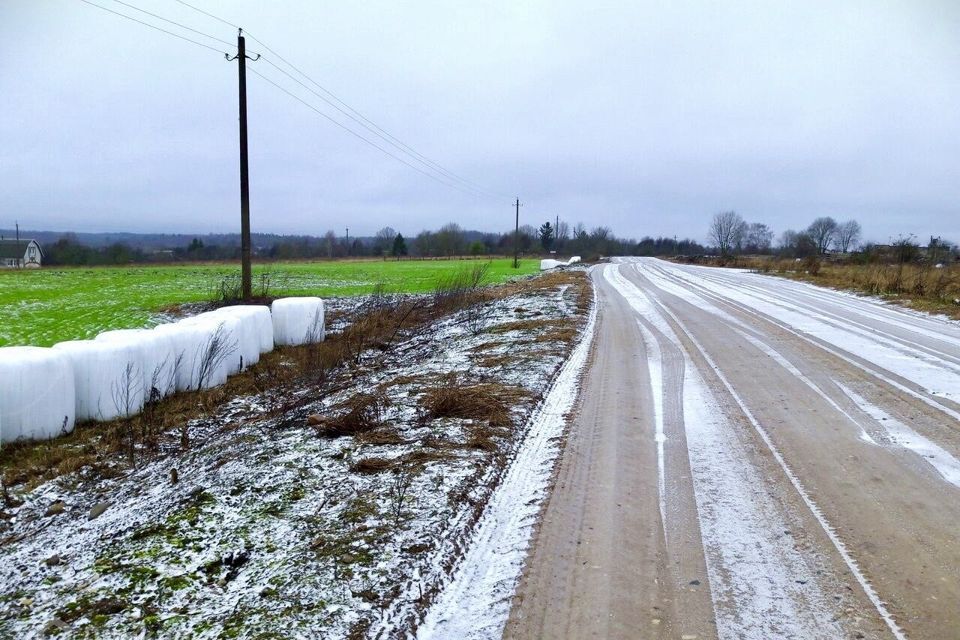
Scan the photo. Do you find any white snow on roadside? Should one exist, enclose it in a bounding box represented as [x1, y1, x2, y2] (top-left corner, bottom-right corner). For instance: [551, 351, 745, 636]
[836, 382, 960, 490]
[412, 286, 599, 640]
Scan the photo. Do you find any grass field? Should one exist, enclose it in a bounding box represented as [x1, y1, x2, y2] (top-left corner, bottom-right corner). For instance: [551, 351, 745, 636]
[0, 258, 538, 347]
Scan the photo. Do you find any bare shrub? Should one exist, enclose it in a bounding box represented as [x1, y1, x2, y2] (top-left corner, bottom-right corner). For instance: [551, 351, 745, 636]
[433, 262, 490, 310]
[194, 324, 238, 389]
[314, 392, 391, 438]
[350, 457, 394, 474]
[386, 464, 416, 525]
[802, 256, 821, 276]
[420, 376, 527, 427]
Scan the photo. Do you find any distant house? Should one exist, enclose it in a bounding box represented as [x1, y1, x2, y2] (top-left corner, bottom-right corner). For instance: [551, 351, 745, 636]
[0, 239, 43, 268]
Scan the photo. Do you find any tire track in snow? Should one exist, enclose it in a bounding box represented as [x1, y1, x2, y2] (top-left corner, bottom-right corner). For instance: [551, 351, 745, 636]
[639, 260, 960, 424]
[605, 264, 851, 639]
[617, 266, 908, 640]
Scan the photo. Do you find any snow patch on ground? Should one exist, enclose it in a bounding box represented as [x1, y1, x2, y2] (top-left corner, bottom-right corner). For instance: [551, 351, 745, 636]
[411, 286, 598, 640]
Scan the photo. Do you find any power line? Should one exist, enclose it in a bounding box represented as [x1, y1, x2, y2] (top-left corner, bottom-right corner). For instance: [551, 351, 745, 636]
[257, 58, 492, 199]
[85, 0, 505, 199]
[76, 0, 230, 54]
[171, 0, 505, 199]
[172, 0, 235, 29]
[251, 44, 502, 198]
[106, 0, 235, 48]
[247, 66, 484, 197]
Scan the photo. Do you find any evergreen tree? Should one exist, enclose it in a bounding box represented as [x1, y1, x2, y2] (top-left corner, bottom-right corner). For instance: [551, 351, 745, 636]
[538, 221, 555, 251]
[391, 233, 408, 257]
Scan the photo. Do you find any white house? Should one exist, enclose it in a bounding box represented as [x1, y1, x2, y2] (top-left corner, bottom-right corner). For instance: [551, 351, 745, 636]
[0, 239, 43, 268]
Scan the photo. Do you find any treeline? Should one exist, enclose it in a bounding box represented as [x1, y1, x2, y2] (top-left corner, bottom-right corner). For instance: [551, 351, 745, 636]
[707, 211, 957, 264]
[43, 222, 708, 265]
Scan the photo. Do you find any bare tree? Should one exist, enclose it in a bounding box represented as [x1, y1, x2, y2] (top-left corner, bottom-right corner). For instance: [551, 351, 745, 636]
[374, 227, 397, 256]
[833, 220, 861, 253]
[807, 217, 838, 255]
[745, 222, 774, 253]
[323, 230, 337, 258]
[708, 211, 747, 255]
[435, 223, 466, 256]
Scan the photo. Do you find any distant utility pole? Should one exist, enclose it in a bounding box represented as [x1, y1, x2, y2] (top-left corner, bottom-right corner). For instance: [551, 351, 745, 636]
[15, 222, 20, 269]
[513, 197, 521, 268]
[227, 29, 259, 300]
[346, 227, 350, 255]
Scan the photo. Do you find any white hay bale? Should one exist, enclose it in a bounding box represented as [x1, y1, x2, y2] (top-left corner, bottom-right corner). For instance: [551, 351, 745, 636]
[178, 313, 243, 385]
[567, 256, 581, 265]
[154, 322, 210, 392]
[52, 340, 145, 421]
[96, 329, 177, 400]
[540, 259, 565, 270]
[0, 346, 76, 443]
[209, 306, 271, 366]
[271, 297, 325, 346]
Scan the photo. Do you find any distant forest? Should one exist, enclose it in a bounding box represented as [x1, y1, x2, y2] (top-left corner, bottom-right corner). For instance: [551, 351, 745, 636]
[1, 224, 707, 266]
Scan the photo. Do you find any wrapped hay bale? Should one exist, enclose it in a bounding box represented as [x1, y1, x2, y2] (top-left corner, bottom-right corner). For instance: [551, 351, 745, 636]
[177, 313, 243, 386]
[271, 297, 325, 346]
[0, 346, 76, 443]
[96, 329, 177, 401]
[153, 322, 208, 392]
[567, 256, 581, 264]
[52, 339, 145, 421]
[540, 259, 565, 270]
[209, 305, 271, 367]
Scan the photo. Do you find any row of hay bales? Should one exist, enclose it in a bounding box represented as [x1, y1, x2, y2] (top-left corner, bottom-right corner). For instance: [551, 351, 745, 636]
[539, 256, 582, 270]
[0, 297, 325, 444]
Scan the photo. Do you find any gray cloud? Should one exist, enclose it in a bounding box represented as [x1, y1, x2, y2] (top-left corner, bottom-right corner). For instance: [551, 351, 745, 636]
[2, 0, 958, 244]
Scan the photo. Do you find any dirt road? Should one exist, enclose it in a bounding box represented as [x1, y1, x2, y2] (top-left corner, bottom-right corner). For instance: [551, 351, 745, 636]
[504, 259, 960, 640]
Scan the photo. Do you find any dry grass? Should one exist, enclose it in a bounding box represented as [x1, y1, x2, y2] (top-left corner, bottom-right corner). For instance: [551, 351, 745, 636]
[313, 392, 391, 438]
[487, 318, 567, 334]
[350, 457, 395, 474]
[684, 256, 960, 319]
[421, 376, 529, 427]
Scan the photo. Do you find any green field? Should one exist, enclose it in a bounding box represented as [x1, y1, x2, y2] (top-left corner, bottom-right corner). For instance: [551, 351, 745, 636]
[0, 258, 538, 347]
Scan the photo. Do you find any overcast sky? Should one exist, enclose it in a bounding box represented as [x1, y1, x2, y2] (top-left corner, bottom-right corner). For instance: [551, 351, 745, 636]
[2, 0, 959, 244]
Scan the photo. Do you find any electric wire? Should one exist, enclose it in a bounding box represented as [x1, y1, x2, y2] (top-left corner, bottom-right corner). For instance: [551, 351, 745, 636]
[82, 0, 507, 200]
[247, 67, 484, 197]
[76, 0, 230, 54]
[171, 0, 506, 199]
[257, 58, 491, 198]
[106, 0, 235, 48]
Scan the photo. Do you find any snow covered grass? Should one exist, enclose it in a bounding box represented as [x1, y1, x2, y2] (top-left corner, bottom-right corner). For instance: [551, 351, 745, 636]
[0, 258, 538, 347]
[678, 255, 960, 320]
[0, 270, 590, 639]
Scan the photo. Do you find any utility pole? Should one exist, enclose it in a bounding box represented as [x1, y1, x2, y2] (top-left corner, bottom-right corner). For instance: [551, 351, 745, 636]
[346, 227, 350, 256]
[513, 197, 521, 268]
[227, 29, 259, 300]
[15, 222, 20, 269]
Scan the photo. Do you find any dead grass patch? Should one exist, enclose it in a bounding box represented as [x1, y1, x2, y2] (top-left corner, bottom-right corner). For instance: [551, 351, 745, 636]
[487, 318, 567, 334]
[355, 428, 407, 446]
[421, 378, 528, 427]
[313, 392, 391, 438]
[350, 457, 395, 474]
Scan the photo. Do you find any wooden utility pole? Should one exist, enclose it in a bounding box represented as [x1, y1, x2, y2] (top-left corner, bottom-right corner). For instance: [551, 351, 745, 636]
[228, 29, 259, 300]
[513, 197, 521, 268]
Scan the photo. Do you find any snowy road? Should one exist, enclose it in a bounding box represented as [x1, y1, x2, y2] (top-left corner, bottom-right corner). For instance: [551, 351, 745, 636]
[503, 258, 960, 640]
